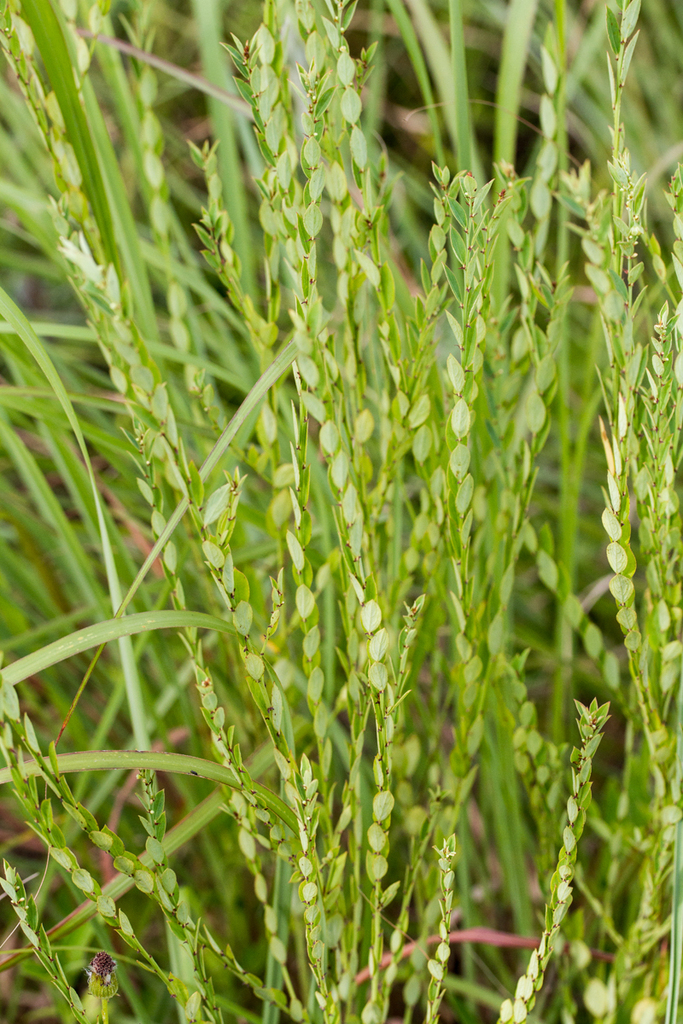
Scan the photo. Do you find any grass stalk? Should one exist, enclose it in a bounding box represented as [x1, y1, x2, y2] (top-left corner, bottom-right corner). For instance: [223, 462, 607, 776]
[665, 652, 683, 1024]
[492, 0, 539, 309]
[384, 0, 446, 167]
[0, 2, 679, 1021]
[448, 0, 472, 171]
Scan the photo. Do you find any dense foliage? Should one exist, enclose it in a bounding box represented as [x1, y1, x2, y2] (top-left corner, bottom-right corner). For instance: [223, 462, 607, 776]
[1, 2, 683, 1024]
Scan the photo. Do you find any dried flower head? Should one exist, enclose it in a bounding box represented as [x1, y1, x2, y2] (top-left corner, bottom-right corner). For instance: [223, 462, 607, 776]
[86, 951, 118, 1000]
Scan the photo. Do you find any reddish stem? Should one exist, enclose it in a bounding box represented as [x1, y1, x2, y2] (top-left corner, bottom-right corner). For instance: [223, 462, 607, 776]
[354, 926, 614, 985]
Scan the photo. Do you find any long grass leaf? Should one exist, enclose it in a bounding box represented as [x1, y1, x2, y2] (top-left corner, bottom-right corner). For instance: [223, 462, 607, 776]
[384, 0, 445, 167]
[20, 0, 120, 274]
[0, 748, 297, 831]
[0, 285, 150, 747]
[492, 0, 539, 307]
[0, 417, 101, 608]
[2, 609, 236, 686]
[449, 0, 472, 172]
[665, 654, 683, 1024]
[493, 0, 540, 166]
[81, 78, 158, 340]
[0, 789, 222, 972]
[1, 724, 300, 971]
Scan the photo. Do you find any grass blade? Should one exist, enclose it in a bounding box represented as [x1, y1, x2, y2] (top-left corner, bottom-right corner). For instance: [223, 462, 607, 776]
[404, 0, 456, 162]
[81, 77, 158, 341]
[449, 0, 472, 171]
[384, 0, 445, 167]
[493, 0, 540, 166]
[20, 0, 120, 274]
[0, 284, 150, 747]
[1, 609, 236, 686]
[665, 654, 683, 1024]
[0, 788, 220, 970]
[492, 0, 539, 307]
[0, 748, 297, 831]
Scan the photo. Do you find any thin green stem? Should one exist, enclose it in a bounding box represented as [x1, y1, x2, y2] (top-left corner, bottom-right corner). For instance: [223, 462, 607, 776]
[79, 28, 252, 120]
[492, 0, 539, 309]
[552, 0, 571, 743]
[665, 651, 683, 1024]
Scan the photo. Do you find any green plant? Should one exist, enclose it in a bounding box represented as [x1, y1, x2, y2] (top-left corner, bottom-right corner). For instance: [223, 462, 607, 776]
[0, 1, 683, 1023]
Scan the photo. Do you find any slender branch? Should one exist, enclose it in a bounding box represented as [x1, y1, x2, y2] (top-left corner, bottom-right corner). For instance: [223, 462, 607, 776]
[353, 927, 614, 985]
[77, 28, 253, 120]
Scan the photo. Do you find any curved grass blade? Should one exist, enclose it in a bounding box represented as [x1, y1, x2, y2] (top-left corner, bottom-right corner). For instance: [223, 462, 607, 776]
[0, 733, 294, 974]
[0, 288, 98, 480]
[493, 0, 540, 167]
[404, 0, 458, 164]
[1, 609, 236, 686]
[81, 76, 158, 341]
[0, 749, 297, 832]
[60, 336, 295, 726]
[0, 285, 149, 747]
[0, 417, 101, 609]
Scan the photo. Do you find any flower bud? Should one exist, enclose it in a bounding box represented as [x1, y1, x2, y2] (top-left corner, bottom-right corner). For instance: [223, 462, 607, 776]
[86, 951, 118, 999]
